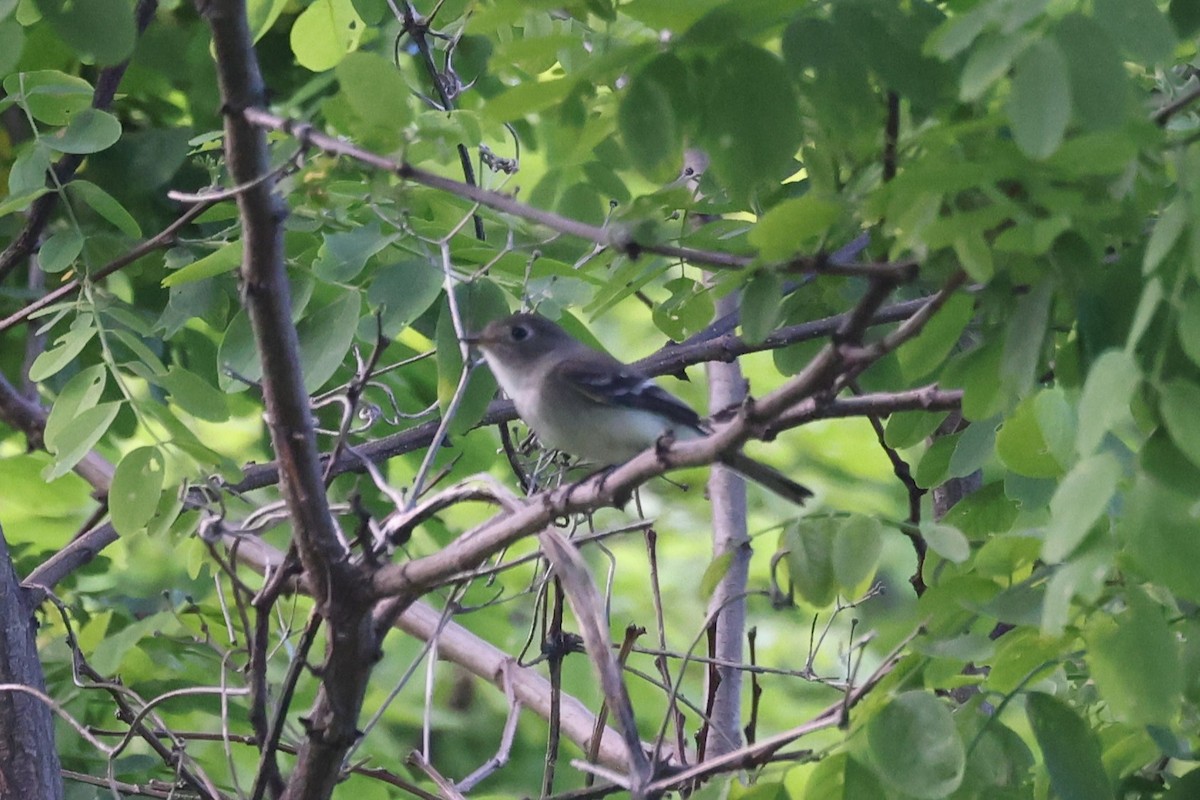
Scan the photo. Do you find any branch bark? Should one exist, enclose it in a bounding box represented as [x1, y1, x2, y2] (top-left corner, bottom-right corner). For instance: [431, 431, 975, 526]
[197, 1, 377, 797]
[0, 523, 62, 800]
[702, 292, 751, 760]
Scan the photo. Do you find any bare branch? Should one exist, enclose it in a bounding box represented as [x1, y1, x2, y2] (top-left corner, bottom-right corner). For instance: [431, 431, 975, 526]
[538, 529, 652, 793]
[240, 107, 915, 279]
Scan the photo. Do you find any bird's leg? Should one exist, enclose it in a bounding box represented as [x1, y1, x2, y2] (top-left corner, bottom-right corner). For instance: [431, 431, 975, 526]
[654, 429, 677, 462]
[560, 463, 619, 508]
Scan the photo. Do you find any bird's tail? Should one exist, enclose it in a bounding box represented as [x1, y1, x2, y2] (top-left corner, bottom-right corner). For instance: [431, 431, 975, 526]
[719, 452, 812, 506]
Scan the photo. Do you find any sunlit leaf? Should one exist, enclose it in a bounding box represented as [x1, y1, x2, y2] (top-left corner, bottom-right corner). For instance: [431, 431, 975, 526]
[110, 447, 166, 536]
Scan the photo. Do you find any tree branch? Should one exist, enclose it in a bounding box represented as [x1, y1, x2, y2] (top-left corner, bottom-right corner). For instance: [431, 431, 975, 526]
[196, 2, 376, 798]
[226, 293, 949, 496]
[239, 107, 914, 278]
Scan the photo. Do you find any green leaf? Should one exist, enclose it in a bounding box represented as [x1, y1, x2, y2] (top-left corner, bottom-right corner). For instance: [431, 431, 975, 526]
[436, 280, 508, 436]
[1075, 349, 1139, 456]
[218, 310, 260, 391]
[42, 401, 121, 481]
[1094, 0, 1177, 64]
[1123, 475, 1200, 602]
[8, 142, 51, 196]
[699, 43, 801, 203]
[959, 31, 1030, 102]
[781, 519, 837, 608]
[1171, 0, 1200, 37]
[140, 402, 236, 477]
[1165, 769, 1200, 800]
[90, 612, 172, 676]
[868, 691, 965, 798]
[926, 3, 991, 59]
[1043, 453, 1122, 562]
[618, 54, 685, 180]
[1144, 200, 1188, 275]
[833, 515, 883, 590]
[1142, 430, 1200, 497]
[1177, 292, 1200, 368]
[947, 418, 996, 479]
[1158, 379, 1200, 469]
[698, 552, 733, 601]
[41, 107, 121, 154]
[1127, 277, 1164, 350]
[1000, 280, 1052, 400]
[35, 0, 134, 65]
[749, 195, 843, 261]
[28, 314, 96, 382]
[835, 2, 952, 109]
[953, 231, 995, 283]
[1034, 389, 1074, 465]
[740, 272, 782, 345]
[1008, 39, 1071, 160]
[1086, 588, 1182, 726]
[996, 393, 1067, 478]
[111, 328, 166, 374]
[782, 16, 878, 150]
[485, 78, 573, 122]
[44, 365, 106, 447]
[2, 70, 93, 125]
[296, 290, 362, 393]
[67, 180, 141, 237]
[336, 51, 412, 130]
[162, 241, 243, 287]
[110, 447, 166, 536]
[0, 188, 49, 219]
[313, 222, 393, 282]
[38, 227, 83, 273]
[916, 433, 957, 489]
[0, 19, 22, 74]
[290, 0, 365, 72]
[368, 259, 444, 338]
[652, 277, 714, 341]
[1026, 693, 1116, 800]
[248, 0, 290, 42]
[1055, 14, 1129, 131]
[884, 409, 948, 449]
[922, 522, 971, 564]
[896, 293, 974, 382]
[943, 481, 1020, 538]
[160, 366, 230, 423]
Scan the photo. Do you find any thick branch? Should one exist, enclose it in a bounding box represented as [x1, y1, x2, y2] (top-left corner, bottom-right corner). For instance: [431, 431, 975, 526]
[0, 524, 62, 800]
[227, 535, 636, 771]
[703, 292, 750, 759]
[197, 2, 374, 799]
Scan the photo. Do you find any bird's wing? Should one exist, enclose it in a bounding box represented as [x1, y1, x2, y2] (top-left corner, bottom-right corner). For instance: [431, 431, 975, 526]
[553, 354, 703, 430]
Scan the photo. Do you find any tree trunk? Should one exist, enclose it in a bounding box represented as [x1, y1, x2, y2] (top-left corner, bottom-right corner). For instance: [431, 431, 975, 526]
[0, 523, 63, 799]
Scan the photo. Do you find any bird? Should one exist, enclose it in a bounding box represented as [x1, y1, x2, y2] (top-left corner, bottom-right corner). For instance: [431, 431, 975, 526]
[466, 312, 811, 505]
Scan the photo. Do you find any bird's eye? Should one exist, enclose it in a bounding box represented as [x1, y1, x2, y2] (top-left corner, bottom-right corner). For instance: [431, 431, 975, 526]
[510, 324, 530, 341]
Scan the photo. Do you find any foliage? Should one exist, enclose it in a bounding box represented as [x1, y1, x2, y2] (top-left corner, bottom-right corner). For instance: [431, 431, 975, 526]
[1, 0, 1200, 798]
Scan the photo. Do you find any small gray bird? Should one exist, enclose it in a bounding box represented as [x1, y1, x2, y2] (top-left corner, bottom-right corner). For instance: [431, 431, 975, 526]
[468, 312, 811, 505]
